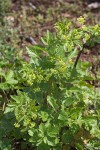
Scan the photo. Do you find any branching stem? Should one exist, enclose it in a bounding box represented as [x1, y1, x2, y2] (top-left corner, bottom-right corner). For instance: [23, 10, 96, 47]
[74, 45, 85, 68]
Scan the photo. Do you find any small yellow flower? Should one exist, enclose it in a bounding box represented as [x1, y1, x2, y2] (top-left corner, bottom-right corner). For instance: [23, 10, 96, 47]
[82, 25, 87, 31]
[14, 122, 20, 128]
[77, 16, 85, 25]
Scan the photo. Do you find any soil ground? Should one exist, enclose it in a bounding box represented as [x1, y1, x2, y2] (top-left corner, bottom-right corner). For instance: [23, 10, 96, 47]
[1, 0, 100, 47]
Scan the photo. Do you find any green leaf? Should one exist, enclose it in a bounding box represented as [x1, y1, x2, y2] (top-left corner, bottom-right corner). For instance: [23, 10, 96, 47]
[4, 107, 14, 113]
[41, 37, 48, 45]
[68, 48, 77, 59]
[47, 96, 58, 111]
[6, 79, 18, 85]
[37, 143, 50, 150]
[62, 131, 74, 144]
[58, 110, 68, 121]
[6, 70, 14, 80]
[64, 97, 74, 106]
[28, 130, 34, 137]
[76, 143, 84, 150]
[47, 126, 59, 138]
[39, 111, 49, 122]
[0, 83, 9, 90]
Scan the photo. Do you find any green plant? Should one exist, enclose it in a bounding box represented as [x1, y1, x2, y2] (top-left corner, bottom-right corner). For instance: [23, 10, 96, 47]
[0, 17, 100, 149]
[0, 43, 24, 111]
[0, 0, 11, 17]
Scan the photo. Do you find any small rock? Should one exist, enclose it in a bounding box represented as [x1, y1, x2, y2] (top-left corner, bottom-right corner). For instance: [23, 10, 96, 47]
[25, 37, 37, 45]
[29, 2, 36, 10]
[88, 2, 100, 9]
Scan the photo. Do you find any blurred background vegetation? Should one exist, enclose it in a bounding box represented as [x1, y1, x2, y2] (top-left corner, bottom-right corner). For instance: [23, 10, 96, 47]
[0, 0, 100, 48]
